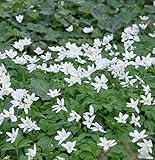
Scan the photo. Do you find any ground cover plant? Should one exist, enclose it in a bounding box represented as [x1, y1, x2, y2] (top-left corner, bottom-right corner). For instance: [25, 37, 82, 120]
[0, 0, 155, 160]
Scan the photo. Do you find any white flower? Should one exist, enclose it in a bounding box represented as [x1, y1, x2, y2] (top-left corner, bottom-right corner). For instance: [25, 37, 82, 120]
[34, 47, 44, 55]
[133, 56, 141, 69]
[83, 105, 95, 128]
[121, 24, 140, 46]
[26, 144, 37, 160]
[18, 117, 40, 132]
[15, 15, 24, 23]
[15, 93, 38, 115]
[64, 76, 81, 86]
[38, 63, 48, 71]
[140, 93, 153, 105]
[114, 112, 129, 124]
[102, 34, 113, 45]
[94, 38, 102, 47]
[130, 113, 141, 127]
[28, 93, 39, 101]
[5, 49, 17, 59]
[97, 137, 117, 152]
[84, 105, 94, 117]
[10, 89, 28, 107]
[118, 71, 137, 87]
[6, 128, 19, 143]
[68, 110, 81, 122]
[13, 56, 27, 64]
[12, 38, 31, 52]
[3, 107, 17, 122]
[90, 122, 105, 133]
[140, 54, 153, 68]
[65, 42, 83, 59]
[52, 98, 68, 113]
[82, 26, 94, 33]
[0, 52, 7, 59]
[29, 120, 40, 132]
[152, 47, 155, 54]
[121, 32, 133, 42]
[126, 98, 139, 113]
[18, 93, 38, 114]
[47, 64, 61, 73]
[54, 128, 71, 145]
[129, 130, 148, 143]
[91, 74, 108, 93]
[22, 38, 32, 46]
[26, 64, 37, 73]
[59, 62, 74, 75]
[142, 84, 151, 95]
[12, 40, 25, 51]
[18, 103, 31, 114]
[61, 141, 76, 153]
[66, 25, 73, 32]
[11, 89, 27, 101]
[149, 32, 155, 38]
[18, 117, 31, 132]
[139, 16, 149, 21]
[122, 50, 136, 60]
[138, 147, 153, 159]
[0, 113, 4, 125]
[82, 65, 96, 80]
[139, 23, 148, 30]
[41, 51, 52, 62]
[83, 114, 95, 128]
[24, 55, 39, 64]
[27, 63, 37, 73]
[135, 75, 144, 84]
[55, 156, 65, 160]
[124, 40, 135, 49]
[105, 43, 112, 51]
[47, 89, 61, 98]
[48, 46, 63, 52]
[137, 139, 153, 154]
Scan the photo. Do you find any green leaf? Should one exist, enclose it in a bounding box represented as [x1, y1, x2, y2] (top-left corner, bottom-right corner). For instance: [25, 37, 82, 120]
[17, 139, 32, 149]
[144, 120, 155, 132]
[27, 23, 46, 33]
[47, 124, 57, 135]
[78, 1, 97, 13]
[44, 29, 62, 41]
[107, 0, 123, 8]
[2, 143, 15, 151]
[29, 79, 50, 100]
[19, 155, 27, 160]
[37, 136, 52, 150]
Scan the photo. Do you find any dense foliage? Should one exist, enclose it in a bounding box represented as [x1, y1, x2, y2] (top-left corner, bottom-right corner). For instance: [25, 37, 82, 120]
[0, 0, 155, 160]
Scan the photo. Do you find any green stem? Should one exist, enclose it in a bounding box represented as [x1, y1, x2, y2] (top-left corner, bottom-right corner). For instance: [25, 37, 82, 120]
[15, 147, 19, 160]
[98, 149, 107, 160]
[123, 141, 138, 160]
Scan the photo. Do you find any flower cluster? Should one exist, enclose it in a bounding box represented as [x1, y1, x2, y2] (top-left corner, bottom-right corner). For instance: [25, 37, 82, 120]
[0, 65, 39, 159]
[0, 64, 13, 99]
[0, 9, 155, 159]
[54, 128, 76, 153]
